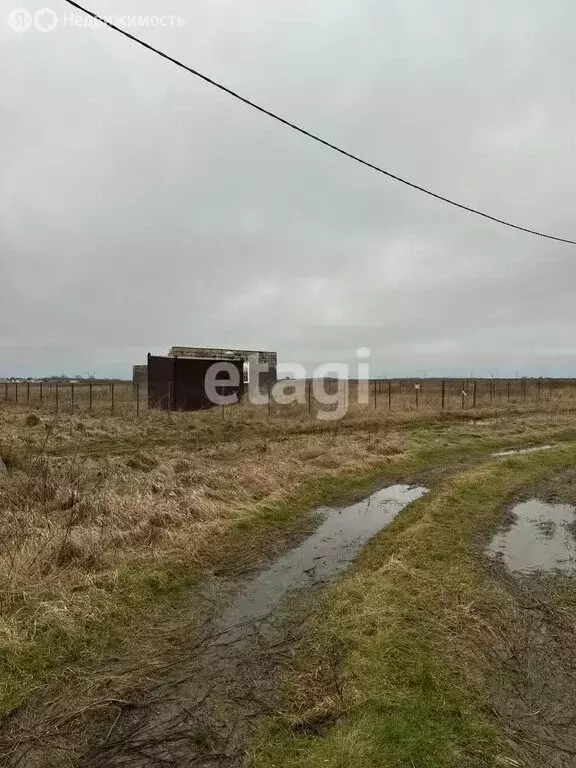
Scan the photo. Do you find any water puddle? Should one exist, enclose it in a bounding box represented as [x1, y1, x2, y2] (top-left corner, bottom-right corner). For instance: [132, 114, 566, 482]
[488, 499, 576, 573]
[86, 484, 428, 767]
[492, 445, 553, 458]
[216, 484, 427, 634]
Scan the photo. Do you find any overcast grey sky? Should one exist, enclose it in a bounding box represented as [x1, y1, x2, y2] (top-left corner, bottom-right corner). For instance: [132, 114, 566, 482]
[1, 0, 575, 378]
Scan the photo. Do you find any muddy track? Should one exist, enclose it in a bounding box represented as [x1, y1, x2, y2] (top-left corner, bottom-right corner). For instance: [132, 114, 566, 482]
[81, 592, 307, 767]
[485, 467, 576, 767]
[487, 572, 576, 767]
[77, 485, 426, 767]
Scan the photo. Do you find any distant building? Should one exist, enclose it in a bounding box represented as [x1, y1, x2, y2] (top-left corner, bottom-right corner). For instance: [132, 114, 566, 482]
[133, 346, 278, 411]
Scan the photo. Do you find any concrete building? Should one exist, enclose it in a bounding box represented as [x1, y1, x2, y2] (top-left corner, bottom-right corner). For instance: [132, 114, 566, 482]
[133, 346, 278, 410]
[167, 346, 277, 391]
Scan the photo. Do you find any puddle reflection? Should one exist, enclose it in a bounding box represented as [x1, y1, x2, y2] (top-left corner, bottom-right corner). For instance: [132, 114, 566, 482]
[488, 499, 576, 573]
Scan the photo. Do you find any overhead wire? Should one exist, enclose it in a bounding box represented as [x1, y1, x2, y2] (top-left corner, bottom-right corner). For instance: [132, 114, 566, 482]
[61, 0, 576, 245]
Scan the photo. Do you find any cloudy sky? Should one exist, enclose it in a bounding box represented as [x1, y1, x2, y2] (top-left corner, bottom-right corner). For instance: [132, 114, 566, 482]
[1, 0, 575, 378]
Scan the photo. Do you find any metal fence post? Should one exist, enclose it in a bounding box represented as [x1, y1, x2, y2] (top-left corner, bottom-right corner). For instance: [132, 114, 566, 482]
[111, 382, 115, 415]
[473, 380, 477, 409]
[26, 381, 30, 403]
[136, 381, 140, 417]
[441, 379, 446, 410]
[388, 379, 392, 411]
[40, 381, 43, 405]
[55, 382, 59, 413]
[89, 381, 93, 412]
[15, 382, 18, 404]
[71, 382, 75, 412]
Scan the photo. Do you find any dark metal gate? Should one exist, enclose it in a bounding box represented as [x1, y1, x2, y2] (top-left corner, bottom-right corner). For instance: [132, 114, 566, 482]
[147, 354, 244, 411]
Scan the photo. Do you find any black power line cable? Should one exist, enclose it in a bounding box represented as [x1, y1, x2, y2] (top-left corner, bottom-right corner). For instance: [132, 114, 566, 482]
[62, 0, 576, 246]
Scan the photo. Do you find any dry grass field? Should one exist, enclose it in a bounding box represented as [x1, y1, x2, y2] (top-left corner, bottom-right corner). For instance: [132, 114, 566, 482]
[2, 391, 576, 765]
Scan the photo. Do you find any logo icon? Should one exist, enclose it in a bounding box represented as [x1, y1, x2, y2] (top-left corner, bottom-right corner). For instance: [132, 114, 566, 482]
[7, 7, 32, 32]
[34, 7, 58, 32]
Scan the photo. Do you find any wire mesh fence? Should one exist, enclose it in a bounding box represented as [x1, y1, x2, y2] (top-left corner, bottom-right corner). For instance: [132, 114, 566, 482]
[1, 377, 576, 419]
[1, 381, 135, 415]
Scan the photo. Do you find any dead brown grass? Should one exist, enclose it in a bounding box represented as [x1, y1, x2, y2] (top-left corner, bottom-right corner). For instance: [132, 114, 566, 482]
[0, 403, 411, 715]
[1, 395, 576, 731]
[0, 408, 406, 591]
[2, 397, 576, 609]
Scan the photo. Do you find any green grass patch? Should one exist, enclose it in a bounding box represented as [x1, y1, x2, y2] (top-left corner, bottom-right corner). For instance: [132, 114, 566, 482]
[0, 560, 200, 714]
